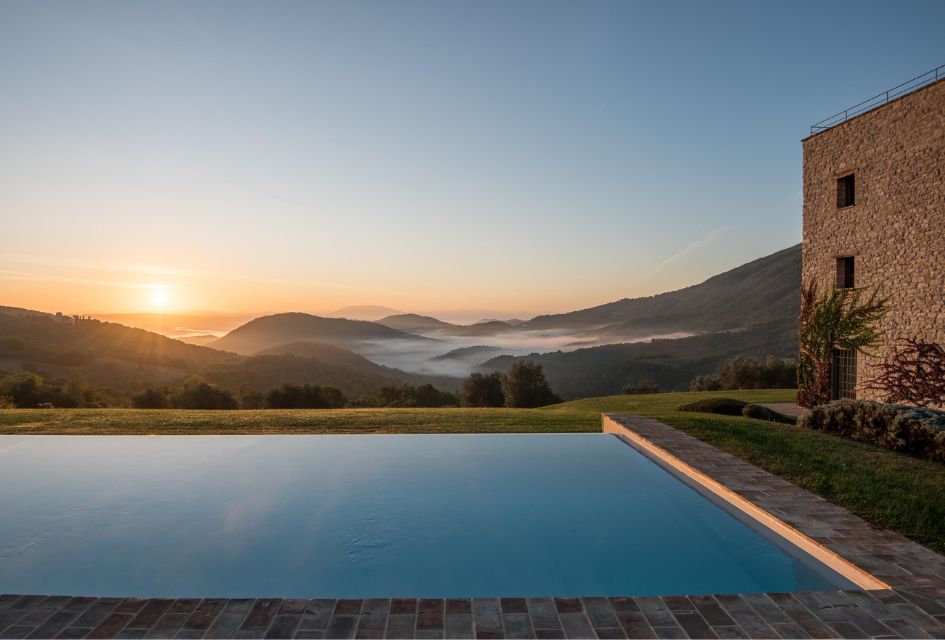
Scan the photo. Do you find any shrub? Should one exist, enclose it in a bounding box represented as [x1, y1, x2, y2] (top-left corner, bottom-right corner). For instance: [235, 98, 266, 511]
[865, 338, 945, 408]
[501, 362, 561, 408]
[741, 403, 796, 424]
[377, 384, 458, 408]
[266, 384, 347, 409]
[689, 375, 722, 392]
[238, 386, 265, 410]
[623, 379, 661, 394]
[678, 398, 748, 416]
[460, 372, 505, 407]
[798, 400, 945, 462]
[718, 356, 797, 390]
[797, 281, 887, 408]
[171, 377, 238, 410]
[132, 388, 168, 409]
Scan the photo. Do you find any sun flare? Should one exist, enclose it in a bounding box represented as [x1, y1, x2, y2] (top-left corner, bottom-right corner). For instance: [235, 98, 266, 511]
[150, 289, 169, 310]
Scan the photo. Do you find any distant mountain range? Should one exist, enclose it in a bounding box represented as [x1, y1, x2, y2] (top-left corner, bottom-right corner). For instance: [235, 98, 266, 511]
[520, 244, 800, 337]
[1, 244, 802, 401]
[327, 305, 404, 321]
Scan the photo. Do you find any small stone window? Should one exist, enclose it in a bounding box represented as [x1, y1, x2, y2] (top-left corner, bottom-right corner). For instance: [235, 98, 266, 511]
[832, 347, 857, 400]
[836, 256, 855, 289]
[837, 174, 855, 208]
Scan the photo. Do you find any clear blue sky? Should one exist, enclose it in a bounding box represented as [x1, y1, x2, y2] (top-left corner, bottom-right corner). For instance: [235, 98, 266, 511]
[1, 0, 943, 317]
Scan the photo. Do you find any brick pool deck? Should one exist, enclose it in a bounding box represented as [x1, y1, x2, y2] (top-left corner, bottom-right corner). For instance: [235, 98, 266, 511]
[3, 415, 945, 639]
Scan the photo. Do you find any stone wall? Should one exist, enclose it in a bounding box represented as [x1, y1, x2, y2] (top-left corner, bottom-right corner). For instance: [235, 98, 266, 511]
[802, 77, 945, 400]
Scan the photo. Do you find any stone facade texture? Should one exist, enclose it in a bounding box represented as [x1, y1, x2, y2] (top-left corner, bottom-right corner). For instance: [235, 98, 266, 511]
[802, 77, 945, 400]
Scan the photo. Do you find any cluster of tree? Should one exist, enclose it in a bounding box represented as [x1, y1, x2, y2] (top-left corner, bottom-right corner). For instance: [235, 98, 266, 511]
[0, 370, 104, 408]
[623, 379, 661, 394]
[689, 355, 797, 392]
[132, 376, 238, 409]
[265, 383, 346, 409]
[133, 379, 351, 410]
[459, 362, 561, 408]
[371, 384, 459, 408]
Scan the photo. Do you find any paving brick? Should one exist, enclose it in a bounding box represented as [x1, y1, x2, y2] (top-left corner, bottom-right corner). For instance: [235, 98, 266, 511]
[26, 609, 87, 639]
[612, 610, 654, 639]
[89, 612, 133, 639]
[553, 599, 582, 615]
[356, 599, 390, 635]
[582, 597, 619, 629]
[446, 599, 471, 615]
[389, 600, 416, 616]
[672, 612, 717, 639]
[385, 614, 416, 639]
[241, 599, 281, 632]
[325, 615, 358, 640]
[525, 599, 560, 632]
[713, 595, 777, 639]
[634, 597, 676, 628]
[205, 599, 255, 638]
[72, 601, 122, 630]
[445, 613, 473, 638]
[144, 612, 189, 638]
[266, 614, 303, 639]
[501, 613, 534, 639]
[501, 599, 528, 615]
[416, 600, 443, 631]
[334, 600, 363, 616]
[297, 600, 335, 631]
[764, 593, 835, 638]
[126, 600, 172, 630]
[557, 612, 593, 639]
[473, 599, 502, 634]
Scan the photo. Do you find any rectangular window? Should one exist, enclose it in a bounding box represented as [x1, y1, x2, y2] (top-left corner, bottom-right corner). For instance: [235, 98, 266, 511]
[836, 256, 855, 289]
[831, 348, 857, 400]
[837, 174, 855, 208]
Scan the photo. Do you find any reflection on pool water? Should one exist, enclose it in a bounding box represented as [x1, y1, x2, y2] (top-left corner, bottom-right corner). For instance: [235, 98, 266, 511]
[0, 434, 853, 598]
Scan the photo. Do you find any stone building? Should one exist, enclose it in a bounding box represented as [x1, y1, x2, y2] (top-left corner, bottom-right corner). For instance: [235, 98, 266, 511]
[802, 70, 945, 401]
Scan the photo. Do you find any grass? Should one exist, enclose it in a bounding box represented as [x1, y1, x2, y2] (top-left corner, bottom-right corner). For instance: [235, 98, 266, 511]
[2, 388, 945, 553]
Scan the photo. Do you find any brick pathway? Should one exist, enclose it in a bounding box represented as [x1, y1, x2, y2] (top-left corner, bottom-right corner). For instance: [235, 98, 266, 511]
[3, 416, 945, 639]
[759, 403, 805, 418]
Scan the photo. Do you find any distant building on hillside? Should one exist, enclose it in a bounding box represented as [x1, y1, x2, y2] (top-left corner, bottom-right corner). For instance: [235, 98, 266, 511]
[802, 66, 945, 401]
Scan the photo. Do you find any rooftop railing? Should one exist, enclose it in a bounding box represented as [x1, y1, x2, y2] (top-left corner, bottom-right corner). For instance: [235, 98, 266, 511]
[810, 64, 945, 134]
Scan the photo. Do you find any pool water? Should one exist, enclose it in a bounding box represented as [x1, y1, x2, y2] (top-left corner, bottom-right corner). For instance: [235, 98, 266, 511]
[0, 434, 852, 598]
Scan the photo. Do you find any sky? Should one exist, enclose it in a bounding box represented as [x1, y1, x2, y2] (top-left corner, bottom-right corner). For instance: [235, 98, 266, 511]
[1, 0, 943, 320]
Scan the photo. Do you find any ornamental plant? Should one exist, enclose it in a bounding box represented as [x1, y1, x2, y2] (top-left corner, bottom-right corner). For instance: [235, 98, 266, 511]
[865, 338, 945, 408]
[796, 281, 887, 408]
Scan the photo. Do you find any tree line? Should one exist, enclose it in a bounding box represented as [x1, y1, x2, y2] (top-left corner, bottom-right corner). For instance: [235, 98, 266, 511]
[0, 361, 564, 411]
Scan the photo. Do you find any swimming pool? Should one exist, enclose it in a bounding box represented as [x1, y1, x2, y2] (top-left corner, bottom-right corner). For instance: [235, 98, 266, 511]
[0, 434, 853, 598]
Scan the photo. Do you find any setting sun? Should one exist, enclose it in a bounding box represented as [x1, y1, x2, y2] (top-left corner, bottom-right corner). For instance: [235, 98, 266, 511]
[150, 289, 169, 310]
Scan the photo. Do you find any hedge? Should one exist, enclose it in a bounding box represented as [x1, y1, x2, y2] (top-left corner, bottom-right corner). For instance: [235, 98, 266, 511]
[741, 403, 796, 424]
[798, 400, 945, 462]
[678, 398, 748, 416]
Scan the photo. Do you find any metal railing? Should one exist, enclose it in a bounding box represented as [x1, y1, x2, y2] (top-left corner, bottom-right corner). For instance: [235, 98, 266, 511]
[810, 64, 945, 134]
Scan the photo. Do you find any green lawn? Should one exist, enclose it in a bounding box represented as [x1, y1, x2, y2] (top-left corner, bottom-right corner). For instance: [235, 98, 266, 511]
[2, 388, 944, 553]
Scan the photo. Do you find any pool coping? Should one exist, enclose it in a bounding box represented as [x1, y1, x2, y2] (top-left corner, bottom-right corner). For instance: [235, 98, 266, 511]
[2, 418, 945, 639]
[602, 415, 887, 591]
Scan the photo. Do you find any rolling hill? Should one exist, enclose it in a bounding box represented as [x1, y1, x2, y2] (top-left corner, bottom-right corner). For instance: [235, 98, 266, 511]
[211, 312, 430, 355]
[0, 311, 459, 399]
[523, 244, 800, 336]
[481, 319, 797, 400]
